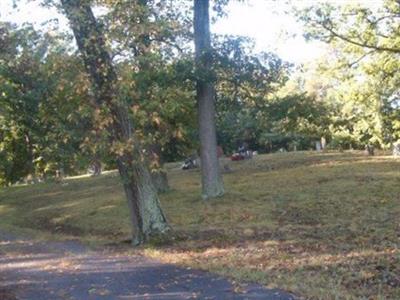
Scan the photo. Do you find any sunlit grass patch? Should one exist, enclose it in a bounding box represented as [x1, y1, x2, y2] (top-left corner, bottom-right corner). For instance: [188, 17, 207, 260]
[0, 151, 399, 298]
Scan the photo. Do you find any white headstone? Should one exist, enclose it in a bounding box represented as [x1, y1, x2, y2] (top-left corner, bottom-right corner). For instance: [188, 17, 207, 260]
[393, 141, 400, 157]
[321, 137, 326, 150]
[316, 141, 322, 152]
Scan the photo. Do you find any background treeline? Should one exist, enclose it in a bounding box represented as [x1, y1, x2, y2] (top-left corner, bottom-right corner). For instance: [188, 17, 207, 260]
[1, 0, 399, 186]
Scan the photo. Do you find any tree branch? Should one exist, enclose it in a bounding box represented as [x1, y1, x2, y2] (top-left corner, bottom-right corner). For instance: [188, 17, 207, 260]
[321, 23, 400, 54]
[345, 50, 374, 68]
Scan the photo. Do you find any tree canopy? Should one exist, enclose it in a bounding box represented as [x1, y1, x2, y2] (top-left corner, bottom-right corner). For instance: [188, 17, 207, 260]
[1, 0, 399, 184]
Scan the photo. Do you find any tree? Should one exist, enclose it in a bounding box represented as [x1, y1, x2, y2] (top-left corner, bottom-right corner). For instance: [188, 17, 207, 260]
[60, 0, 169, 245]
[194, 0, 224, 199]
[0, 22, 94, 184]
[298, 0, 400, 147]
[299, 1, 400, 55]
[212, 36, 290, 153]
[102, 0, 194, 192]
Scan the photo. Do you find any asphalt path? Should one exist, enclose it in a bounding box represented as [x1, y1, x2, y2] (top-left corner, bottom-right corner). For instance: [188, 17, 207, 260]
[0, 232, 296, 300]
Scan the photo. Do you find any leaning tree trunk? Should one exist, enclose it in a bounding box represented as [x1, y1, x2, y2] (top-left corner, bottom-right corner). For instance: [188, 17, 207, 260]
[61, 0, 169, 245]
[117, 153, 169, 245]
[193, 0, 224, 199]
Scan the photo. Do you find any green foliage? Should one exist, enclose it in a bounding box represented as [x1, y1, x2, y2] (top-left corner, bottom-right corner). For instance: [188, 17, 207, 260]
[298, 0, 400, 149]
[101, 0, 197, 163]
[213, 36, 289, 152]
[211, 36, 331, 153]
[0, 23, 94, 185]
[4, 0, 399, 185]
[258, 94, 331, 152]
[117, 55, 197, 162]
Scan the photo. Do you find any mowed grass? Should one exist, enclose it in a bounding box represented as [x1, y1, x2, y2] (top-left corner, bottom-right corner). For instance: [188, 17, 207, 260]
[0, 151, 399, 299]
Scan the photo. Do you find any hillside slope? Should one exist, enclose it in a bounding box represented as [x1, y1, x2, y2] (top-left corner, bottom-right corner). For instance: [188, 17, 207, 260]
[0, 151, 399, 299]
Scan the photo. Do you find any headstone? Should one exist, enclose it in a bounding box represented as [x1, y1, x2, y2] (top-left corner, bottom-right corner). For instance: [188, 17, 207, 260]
[315, 141, 322, 152]
[245, 150, 253, 159]
[321, 137, 326, 150]
[365, 144, 374, 156]
[182, 156, 199, 170]
[393, 141, 400, 157]
[55, 168, 65, 184]
[88, 160, 102, 176]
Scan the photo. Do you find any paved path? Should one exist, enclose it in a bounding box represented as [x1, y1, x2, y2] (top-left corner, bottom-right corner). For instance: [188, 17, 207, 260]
[0, 232, 296, 300]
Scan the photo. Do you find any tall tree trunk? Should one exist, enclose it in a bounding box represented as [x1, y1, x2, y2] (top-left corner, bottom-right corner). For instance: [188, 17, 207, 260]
[61, 0, 169, 245]
[193, 0, 224, 199]
[24, 131, 35, 177]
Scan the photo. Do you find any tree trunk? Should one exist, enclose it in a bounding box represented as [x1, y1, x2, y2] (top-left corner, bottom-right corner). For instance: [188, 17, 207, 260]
[117, 154, 168, 245]
[148, 143, 170, 193]
[193, 0, 224, 199]
[151, 169, 169, 193]
[61, 0, 169, 245]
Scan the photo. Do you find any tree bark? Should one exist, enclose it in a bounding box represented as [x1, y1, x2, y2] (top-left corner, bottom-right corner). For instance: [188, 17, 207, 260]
[61, 0, 169, 245]
[117, 153, 169, 245]
[193, 0, 224, 199]
[151, 169, 169, 193]
[148, 144, 170, 193]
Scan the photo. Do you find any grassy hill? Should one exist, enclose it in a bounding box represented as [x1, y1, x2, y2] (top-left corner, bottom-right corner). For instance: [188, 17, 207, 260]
[0, 151, 399, 299]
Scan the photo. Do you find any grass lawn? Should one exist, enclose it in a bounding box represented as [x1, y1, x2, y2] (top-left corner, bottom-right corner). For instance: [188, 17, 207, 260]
[0, 151, 399, 299]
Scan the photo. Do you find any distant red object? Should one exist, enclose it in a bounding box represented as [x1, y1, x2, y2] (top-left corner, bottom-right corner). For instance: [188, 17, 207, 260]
[230, 153, 244, 161]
